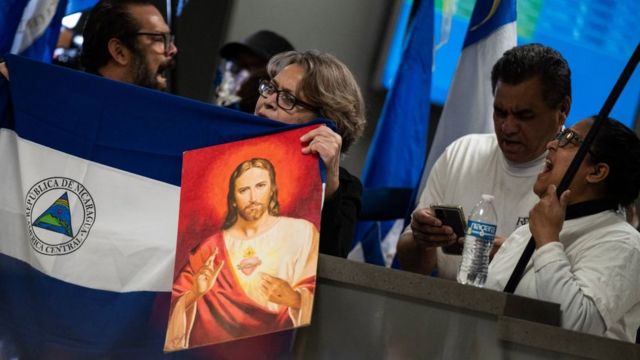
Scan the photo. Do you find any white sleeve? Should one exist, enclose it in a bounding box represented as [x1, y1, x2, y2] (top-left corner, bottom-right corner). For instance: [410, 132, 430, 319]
[532, 239, 640, 335]
[532, 242, 605, 334]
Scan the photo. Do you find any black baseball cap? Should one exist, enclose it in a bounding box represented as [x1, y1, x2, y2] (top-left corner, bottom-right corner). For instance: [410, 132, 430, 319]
[219, 30, 294, 63]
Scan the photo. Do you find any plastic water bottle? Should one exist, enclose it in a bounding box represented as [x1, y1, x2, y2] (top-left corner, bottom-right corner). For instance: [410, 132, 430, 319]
[457, 194, 497, 287]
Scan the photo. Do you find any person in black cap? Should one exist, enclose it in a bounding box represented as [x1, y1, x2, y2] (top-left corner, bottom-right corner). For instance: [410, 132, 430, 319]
[214, 30, 294, 113]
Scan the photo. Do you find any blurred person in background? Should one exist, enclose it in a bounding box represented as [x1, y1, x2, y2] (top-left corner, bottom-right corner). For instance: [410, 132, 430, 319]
[52, 12, 88, 70]
[214, 30, 293, 113]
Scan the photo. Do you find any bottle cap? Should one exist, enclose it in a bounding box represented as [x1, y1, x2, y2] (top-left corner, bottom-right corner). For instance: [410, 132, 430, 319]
[481, 194, 494, 201]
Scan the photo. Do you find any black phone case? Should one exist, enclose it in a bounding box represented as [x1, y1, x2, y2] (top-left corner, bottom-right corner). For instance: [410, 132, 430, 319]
[433, 207, 465, 255]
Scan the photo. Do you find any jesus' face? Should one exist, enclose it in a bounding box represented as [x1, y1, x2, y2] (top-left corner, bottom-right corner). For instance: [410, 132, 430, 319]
[233, 167, 273, 222]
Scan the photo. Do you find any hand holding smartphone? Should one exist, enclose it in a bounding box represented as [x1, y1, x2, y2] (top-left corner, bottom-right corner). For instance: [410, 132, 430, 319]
[431, 205, 466, 255]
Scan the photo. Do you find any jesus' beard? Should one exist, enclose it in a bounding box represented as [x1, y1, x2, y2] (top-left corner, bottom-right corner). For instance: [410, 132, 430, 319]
[238, 202, 267, 222]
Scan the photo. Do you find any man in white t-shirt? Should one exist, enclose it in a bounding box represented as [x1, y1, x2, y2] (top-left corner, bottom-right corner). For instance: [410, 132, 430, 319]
[397, 44, 572, 279]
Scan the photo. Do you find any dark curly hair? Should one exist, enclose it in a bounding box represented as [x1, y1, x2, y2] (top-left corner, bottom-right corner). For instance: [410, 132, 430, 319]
[80, 0, 153, 74]
[587, 117, 640, 207]
[491, 43, 571, 109]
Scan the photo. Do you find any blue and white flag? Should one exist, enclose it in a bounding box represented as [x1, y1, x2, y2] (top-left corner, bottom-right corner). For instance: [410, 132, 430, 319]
[0, 55, 328, 358]
[349, 0, 433, 266]
[1, 0, 68, 62]
[417, 0, 517, 195]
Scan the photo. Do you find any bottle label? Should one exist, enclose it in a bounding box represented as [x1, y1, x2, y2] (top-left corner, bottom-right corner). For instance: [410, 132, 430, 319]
[466, 220, 496, 241]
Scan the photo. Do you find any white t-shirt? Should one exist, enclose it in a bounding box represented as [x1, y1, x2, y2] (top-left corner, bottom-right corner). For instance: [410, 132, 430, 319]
[418, 134, 544, 279]
[486, 210, 640, 342]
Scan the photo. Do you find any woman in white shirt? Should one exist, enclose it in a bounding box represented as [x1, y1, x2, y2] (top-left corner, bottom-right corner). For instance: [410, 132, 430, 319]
[486, 117, 640, 342]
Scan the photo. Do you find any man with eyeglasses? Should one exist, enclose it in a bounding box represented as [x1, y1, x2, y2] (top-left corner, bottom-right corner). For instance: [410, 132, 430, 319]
[0, 1, 176, 88]
[80, 0, 177, 91]
[397, 44, 573, 279]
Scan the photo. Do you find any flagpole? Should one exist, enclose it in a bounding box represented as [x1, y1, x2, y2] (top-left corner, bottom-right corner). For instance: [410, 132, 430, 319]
[503, 43, 640, 294]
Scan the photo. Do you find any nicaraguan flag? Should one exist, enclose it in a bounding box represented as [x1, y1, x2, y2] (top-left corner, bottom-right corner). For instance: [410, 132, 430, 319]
[417, 0, 517, 195]
[349, 0, 433, 266]
[1, 0, 69, 62]
[0, 55, 328, 358]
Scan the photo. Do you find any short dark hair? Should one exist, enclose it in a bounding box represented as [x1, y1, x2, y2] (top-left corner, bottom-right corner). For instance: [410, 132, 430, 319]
[491, 43, 571, 109]
[80, 0, 154, 74]
[588, 117, 640, 207]
[223, 158, 280, 229]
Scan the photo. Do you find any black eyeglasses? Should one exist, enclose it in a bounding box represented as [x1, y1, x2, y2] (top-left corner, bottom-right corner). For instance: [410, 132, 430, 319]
[555, 128, 584, 148]
[132, 32, 175, 54]
[555, 128, 600, 159]
[258, 79, 320, 113]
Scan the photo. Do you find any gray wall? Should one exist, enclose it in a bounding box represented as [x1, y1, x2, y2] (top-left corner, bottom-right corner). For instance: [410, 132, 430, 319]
[223, 0, 394, 176]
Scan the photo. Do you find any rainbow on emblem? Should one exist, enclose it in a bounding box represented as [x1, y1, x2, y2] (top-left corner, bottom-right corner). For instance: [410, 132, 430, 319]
[33, 192, 74, 237]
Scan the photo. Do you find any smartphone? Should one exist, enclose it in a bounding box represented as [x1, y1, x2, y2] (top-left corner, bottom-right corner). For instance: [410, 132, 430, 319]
[431, 205, 466, 255]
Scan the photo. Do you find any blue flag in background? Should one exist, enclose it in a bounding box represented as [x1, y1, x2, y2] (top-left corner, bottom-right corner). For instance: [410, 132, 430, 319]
[1, 0, 68, 62]
[417, 0, 517, 196]
[350, 0, 434, 266]
[0, 55, 329, 359]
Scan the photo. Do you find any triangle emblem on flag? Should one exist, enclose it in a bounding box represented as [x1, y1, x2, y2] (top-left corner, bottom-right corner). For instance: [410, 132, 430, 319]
[33, 192, 74, 237]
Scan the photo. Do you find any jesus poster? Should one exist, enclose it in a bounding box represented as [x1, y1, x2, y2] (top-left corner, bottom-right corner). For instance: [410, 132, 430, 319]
[164, 125, 323, 351]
